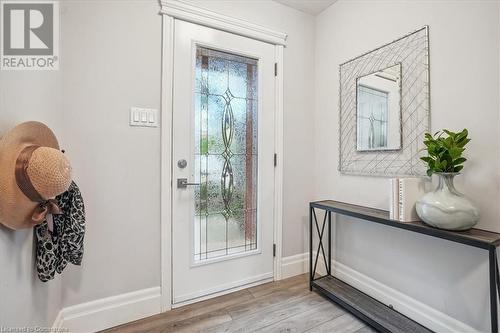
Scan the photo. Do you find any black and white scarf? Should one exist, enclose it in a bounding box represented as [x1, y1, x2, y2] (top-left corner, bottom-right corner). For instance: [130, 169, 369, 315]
[35, 181, 85, 282]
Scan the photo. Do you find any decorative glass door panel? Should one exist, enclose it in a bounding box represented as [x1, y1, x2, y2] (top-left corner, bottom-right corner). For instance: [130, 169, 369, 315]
[194, 47, 258, 262]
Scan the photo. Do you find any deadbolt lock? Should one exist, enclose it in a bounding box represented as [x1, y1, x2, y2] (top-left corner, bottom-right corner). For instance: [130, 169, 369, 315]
[177, 159, 188, 169]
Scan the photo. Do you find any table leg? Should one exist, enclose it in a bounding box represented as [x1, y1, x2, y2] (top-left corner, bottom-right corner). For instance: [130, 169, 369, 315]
[309, 206, 313, 291]
[328, 211, 332, 275]
[490, 248, 498, 333]
[496, 257, 500, 303]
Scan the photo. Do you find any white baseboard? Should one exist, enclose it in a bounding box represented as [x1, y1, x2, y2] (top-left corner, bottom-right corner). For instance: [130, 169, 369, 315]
[52, 309, 64, 331]
[281, 253, 480, 333]
[281, 252, 309, 279]
[52, 287, 161, 333]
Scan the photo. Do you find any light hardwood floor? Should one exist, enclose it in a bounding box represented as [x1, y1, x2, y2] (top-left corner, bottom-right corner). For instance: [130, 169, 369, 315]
[101, 274, 375, 333]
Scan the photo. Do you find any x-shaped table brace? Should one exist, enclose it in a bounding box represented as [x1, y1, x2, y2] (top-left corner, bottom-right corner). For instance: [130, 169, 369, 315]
[310, 207, 331, 287]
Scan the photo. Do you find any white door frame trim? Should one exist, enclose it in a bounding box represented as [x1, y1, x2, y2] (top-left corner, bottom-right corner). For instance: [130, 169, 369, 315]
[160, 14, 175, 312]
[160, 2, 286, 312]
[273, 45, 284, 282]
[160, 0, 288, 46]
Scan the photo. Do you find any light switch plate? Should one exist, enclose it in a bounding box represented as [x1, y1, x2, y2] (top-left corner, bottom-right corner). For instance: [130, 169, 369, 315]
[130, 107, 158, 127]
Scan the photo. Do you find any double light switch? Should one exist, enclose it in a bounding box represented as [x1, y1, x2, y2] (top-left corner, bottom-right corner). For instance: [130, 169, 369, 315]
[130, 107, 158, 127]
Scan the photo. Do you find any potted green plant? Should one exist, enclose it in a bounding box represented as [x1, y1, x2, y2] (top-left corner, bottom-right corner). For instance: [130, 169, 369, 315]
[416, 129, 479, 230]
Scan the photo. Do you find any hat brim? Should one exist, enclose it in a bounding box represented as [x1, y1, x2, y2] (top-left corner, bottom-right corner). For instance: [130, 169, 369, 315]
[0, 122, 59, 230]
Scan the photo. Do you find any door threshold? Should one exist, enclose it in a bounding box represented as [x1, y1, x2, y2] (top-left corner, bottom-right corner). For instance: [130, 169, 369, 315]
[172, 273, 274, 308]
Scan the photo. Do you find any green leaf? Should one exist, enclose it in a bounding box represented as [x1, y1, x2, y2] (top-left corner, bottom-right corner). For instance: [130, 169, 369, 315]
[449, 147, 462, 159]
[427, 145, 436, 156]
[453, 157, 467, 165]
[454, 165, 464, 172]
[443, 129, 456, 139]
[444, 136, 453, 148]
[428, 159, 435, 169]
[457, 138, 471, 148]
[456, 131, 468, 142]
[420, 156, 433, 163]
[427, 169, 433, 177]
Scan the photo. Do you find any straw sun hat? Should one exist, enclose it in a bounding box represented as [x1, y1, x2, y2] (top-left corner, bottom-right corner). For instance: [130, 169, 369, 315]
[0, 121, 72, 230]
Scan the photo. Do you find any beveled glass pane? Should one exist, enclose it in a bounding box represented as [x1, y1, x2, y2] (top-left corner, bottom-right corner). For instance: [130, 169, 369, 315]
[206, 154, 225, 214]
[229, 99, 245, 154]
[193, 215, 207, 261]
[228, 61, 249, 98]
[195, 55, 202, 93]
[194, 46, 258, 262]
[208, 57, 227, 96]
[206, 213, 227, 256]
[227, 215, 246, 249]
[207, 95, 225, 154]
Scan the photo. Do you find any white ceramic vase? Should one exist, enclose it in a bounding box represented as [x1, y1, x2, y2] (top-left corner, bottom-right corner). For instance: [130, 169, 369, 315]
[416, 172, 479, 231]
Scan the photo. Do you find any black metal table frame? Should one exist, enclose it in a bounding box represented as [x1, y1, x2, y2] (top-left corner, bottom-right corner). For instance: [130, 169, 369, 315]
[309, 203, 500, 333]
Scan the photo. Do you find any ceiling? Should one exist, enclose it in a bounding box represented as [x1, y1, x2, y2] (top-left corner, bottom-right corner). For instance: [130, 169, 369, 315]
[273, 0, 338, 16]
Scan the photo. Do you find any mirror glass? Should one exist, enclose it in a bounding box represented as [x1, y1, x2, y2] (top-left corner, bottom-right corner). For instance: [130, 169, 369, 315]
[356, 63, 402, 151]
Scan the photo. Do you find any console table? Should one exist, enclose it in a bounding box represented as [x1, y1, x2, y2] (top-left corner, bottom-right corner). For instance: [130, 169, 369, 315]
[309, 200, 500, 333]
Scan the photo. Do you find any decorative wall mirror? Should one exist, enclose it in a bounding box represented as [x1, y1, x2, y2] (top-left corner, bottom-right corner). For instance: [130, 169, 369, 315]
[339, 26, 430, 176]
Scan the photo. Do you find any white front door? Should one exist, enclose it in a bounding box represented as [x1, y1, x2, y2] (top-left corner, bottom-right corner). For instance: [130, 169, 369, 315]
[172, 20, 276, 305]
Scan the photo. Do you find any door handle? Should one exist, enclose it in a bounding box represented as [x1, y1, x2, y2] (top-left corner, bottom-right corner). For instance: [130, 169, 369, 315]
[177, 178, 200, 189]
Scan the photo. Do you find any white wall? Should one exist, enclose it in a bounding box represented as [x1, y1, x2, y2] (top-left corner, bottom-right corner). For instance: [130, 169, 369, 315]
[184, 0, 316, 257]
[59, 1, 163, 307]
[315, 1, 500, 331]
[0, 68, 63, 325]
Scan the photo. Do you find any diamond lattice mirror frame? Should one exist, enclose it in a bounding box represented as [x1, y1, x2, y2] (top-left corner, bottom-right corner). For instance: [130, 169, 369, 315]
[339, 26, 430, 177]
